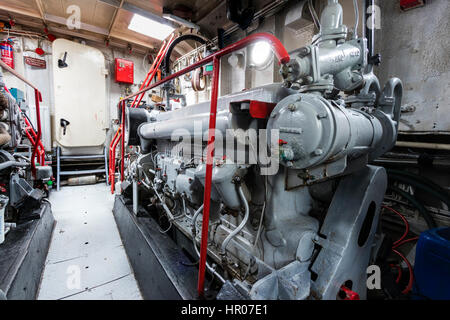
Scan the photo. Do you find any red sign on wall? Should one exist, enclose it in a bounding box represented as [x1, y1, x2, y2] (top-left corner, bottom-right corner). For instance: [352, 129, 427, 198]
[24, 56, 46, 69]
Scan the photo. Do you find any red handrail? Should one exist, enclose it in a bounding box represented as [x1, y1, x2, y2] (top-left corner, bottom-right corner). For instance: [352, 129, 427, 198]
[109, 36, 175, 193]
[116, 32, 290, 296]
[0, 59, 45, 175]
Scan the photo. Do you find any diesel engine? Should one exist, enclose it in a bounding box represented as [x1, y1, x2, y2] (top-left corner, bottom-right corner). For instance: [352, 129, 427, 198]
[122, 0, 403, 300]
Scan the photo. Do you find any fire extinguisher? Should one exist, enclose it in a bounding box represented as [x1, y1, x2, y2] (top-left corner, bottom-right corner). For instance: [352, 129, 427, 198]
[0, 39, 14, 69]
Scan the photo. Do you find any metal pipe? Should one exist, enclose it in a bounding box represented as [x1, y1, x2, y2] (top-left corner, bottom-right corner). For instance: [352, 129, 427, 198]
[0, 60, 38, 90]
[353, 0, 359, 39]
[395, 141, 450, 151]
[221, 186, 250, 254]
[192, 204, 204, 225]
[0, 161, 29, 171]
[191, 204, 226, 284]
[132, 180, 138, 215]
[197, 56, 220, 296]
[31, 89, 43, 176]
[364, 0, 375, 70]
[144, 180, 175, 221]
[120, 100, 125, 184]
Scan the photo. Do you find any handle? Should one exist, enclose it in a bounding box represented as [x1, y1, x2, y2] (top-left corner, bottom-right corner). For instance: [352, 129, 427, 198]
[60, 118, 70, 135]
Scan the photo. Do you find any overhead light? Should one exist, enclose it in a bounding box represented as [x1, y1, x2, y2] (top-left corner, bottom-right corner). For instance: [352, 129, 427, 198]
[128, 14, 175, 41]
[250, 41, 273, 67]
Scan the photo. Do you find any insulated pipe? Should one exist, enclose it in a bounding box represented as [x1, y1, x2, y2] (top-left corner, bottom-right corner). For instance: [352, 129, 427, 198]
[221, 185, 250, 254]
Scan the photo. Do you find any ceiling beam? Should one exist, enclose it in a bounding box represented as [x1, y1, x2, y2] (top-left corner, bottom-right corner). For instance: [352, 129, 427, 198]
[34, 0, 47, 25]
[107, 0, 124, 39]
[44, 14, 109, 35]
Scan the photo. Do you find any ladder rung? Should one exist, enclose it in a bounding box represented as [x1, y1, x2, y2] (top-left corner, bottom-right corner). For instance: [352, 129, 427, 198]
[59, 169, 106, 176]
[60, 154, 105, 160]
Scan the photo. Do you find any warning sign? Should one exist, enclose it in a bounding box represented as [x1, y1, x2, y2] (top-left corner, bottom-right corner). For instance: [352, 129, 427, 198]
[24, 56, 46, 69]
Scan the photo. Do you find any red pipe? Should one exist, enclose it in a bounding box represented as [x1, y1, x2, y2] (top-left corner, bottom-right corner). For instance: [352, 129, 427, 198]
[133, 34, 175, 108]
[197, 56, 220, 296]
[120, 100, 125, 183]
[129, 39, 166, 108]
[31, 89, 43, 175]
[109, 126, 122, 193]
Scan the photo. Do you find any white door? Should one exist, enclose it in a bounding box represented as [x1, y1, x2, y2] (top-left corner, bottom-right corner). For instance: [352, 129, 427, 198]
[52, 39, 107, 148]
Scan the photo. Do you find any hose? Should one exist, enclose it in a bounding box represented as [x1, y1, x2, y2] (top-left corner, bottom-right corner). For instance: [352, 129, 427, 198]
[387, 169, 450, 200]
[191, 204, 226, 284]
[162, 34, 208, 76]
[221, 186, 250, 254]
[387, 171, 450, 210]
[389, 185, 437, 229]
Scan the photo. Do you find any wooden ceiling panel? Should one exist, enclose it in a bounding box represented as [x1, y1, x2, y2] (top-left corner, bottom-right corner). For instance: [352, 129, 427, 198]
[0, 0, 40, 18]
[60, 0, 97, 25]
[125, 0, 163, 15]
[92, 1, 117, 29]
[41, 0, 64, 17]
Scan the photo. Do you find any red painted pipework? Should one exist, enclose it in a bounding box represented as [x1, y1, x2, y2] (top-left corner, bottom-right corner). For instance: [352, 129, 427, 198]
[116, 32, 290, 296]
[31, 89, 43, 175]
[109, 126, 122, 193]
[131, 34, 174, 109]
[134, 34, 175, 109]
[120, 100, 125, 183]
[129, 39, 167, 108]
[197, 56, 220, 296]
[0, 60, 45, 175]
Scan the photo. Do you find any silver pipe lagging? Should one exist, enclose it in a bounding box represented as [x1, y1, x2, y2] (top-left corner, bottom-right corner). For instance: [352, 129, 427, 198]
[221, 186, 250, 254]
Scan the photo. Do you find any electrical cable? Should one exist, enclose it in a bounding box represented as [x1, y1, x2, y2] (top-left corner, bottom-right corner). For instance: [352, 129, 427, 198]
[387, 169, 450, 197]
[382, 206, 416, 295]
[392, 248, 414, 295]
[382, 206, 409, 247]
[393, 236, 419, 249]
[388, 185, 437, 229]
[387, 171, 450, 210]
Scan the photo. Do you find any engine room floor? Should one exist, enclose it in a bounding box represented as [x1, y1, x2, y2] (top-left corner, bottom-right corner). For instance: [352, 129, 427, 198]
[37, 183, 142, 300]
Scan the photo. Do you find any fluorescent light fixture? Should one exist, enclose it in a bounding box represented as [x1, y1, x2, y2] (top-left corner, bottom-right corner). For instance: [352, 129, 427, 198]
[128, 14, 174, 40]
